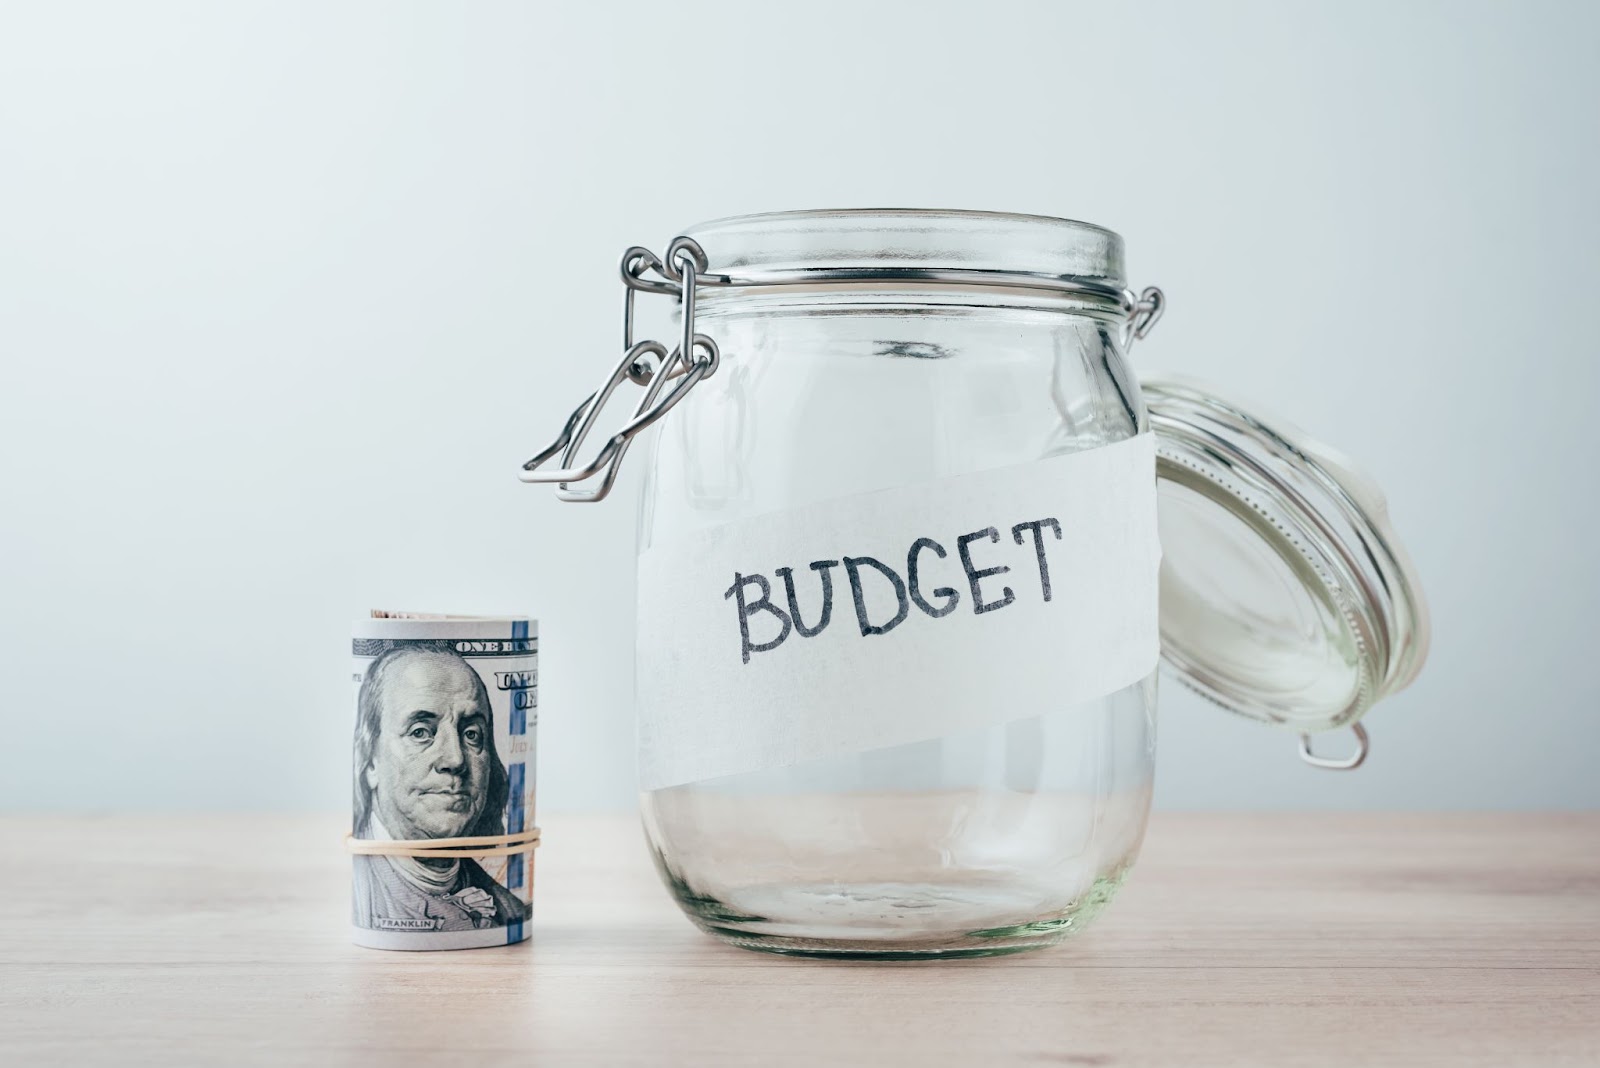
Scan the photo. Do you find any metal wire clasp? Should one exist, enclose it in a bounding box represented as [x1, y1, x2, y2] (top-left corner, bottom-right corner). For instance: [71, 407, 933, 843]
[518, 237, 720, 503]
[1299, 722, 1370, 771]
[1123, 286, 1165, 345]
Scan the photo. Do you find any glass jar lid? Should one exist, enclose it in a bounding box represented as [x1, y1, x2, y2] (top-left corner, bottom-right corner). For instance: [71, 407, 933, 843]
[1145, 375, 1431, 768]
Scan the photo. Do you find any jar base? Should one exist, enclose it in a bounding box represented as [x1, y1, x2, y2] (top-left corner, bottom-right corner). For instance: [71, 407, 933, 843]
[706, 932, 1057, 960]
[672, 873, 1128, 960]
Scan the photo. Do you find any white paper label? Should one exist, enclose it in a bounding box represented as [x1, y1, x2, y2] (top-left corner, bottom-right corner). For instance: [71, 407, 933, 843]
[636, 434, 1160, 791]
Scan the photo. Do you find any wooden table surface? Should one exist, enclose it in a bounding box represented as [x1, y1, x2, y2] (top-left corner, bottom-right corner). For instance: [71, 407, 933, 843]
[4, 813, 1597, 1066]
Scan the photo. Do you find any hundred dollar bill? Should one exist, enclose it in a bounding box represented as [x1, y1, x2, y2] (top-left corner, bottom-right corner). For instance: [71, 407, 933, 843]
[350, 612, 537, 950]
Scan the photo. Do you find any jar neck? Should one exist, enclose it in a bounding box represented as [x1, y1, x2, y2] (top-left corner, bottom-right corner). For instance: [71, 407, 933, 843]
[692, 283, 1130, 325]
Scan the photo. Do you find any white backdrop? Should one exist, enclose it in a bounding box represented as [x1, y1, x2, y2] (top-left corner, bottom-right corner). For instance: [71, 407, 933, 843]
[2, 0, 1595, 811]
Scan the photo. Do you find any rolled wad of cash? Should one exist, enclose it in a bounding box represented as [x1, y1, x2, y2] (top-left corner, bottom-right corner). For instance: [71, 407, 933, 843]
[348, 613, 538, 950]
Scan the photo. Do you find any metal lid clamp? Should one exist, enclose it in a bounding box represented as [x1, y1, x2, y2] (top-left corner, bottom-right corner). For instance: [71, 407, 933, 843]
[520, 238, 720, 503]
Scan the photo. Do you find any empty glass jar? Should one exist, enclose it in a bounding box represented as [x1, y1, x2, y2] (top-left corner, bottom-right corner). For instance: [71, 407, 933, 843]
[520, 209, 1430, 959]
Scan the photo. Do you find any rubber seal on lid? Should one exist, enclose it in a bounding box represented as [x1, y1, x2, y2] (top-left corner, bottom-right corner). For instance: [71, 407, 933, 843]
[1145, 375, 1430, 744]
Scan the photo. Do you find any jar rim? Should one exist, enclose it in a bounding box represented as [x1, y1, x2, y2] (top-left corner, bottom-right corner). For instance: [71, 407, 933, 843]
[686, 207, 1124, 240]
[678, 208, 1129, 293]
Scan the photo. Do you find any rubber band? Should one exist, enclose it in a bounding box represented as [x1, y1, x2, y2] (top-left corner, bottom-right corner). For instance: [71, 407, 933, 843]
[344, 827, 542, 860]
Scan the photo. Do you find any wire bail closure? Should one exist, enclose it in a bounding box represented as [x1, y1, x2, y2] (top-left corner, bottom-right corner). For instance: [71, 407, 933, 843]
[1298, 722, 1371, 771]
[519, 237, 720, 503]
[1123, 285, 1165, 344]
[520, 236, 1164, 502]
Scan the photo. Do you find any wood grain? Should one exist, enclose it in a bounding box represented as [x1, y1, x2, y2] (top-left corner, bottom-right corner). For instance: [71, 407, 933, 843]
[3, 813, 1597, 1066]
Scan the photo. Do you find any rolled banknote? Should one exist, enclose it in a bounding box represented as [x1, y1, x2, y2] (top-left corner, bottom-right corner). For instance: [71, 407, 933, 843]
[348, 612, 537, 950]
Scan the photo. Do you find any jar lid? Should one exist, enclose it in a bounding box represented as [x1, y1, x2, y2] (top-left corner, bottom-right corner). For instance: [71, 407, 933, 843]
[1144, 375, 1431, 768]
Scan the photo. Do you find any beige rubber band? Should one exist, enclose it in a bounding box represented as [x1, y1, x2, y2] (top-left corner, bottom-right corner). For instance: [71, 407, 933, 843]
[344, 827, 542, 860]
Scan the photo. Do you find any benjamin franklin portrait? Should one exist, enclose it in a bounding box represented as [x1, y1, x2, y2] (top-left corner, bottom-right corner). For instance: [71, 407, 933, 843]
[352, 645, 528, 932]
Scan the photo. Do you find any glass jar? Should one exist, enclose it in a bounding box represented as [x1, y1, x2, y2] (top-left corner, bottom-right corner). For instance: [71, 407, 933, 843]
[520, 209, 1430, 960]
